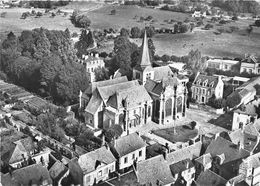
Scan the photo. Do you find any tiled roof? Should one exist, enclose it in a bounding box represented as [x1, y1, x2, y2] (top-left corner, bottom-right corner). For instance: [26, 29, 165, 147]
[169, 158, 194, 175]
[85, 76, 128, 95]
[11, 164, 52, 186]
[107, 85, 152, 110]
[193, 74, 219, 88]
[241, 55, 259, 64]
[234, 99, 259, 116]
[196, 170, 227, 186]
[49, 160, 69, 182]
[113, 133, 146, 157]
[97, 80, 139, 102]
[167, 142, 202, 164]
[205, 137, 250, 164]
[77, 146, 116, 174]
[144, 79, 157, 93]
[136, 155, 175, 186]
[85, 91, 102, 114]
[14, 137, 35, 152]
[153, 66, 174, 82]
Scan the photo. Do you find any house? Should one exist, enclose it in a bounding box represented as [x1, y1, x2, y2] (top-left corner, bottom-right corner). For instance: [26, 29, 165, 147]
[1, 136, 50, 169]
[132, 30, 175, 85]
[79, 53, 105, 82]
[239, 152, 260, 186]
[1, 164, 52, 186]
[82, 76, 153, 131]
[231, 99, 260, 130]
[145, 75, 187, 125]
[205, 136, 250, 180]
[170, 158, 196, 186]
[196, 169, 227, 186]
[192, 11, 206, 18]
[68, 146, 116, 186]
[110, 132, 146, 172]
[191, 73, 224, 104]
[206, 58, 239, 71]
[240, 54, 260, 74]
[194, 153, 212, 178]
[135, 154, 175, 186]
[49, 160, 69, 186]
[227, 76, 260, 108]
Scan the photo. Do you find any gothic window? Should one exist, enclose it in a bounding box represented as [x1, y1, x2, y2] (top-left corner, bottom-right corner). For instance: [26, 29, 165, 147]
[148, 106, 151, 117]
[177, 96, 182, 113]
[165, 98, 172, 116]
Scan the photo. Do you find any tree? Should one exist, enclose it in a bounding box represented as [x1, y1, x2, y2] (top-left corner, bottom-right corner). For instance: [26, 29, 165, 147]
[255, 20, 260, 27]
[21, 12, 30, 19]
[246, 25, 253, 36]
[144, 26, 156, 37]
[70, 10, 91, 28]
[161, 54, 171, 63]
[94, 67, 110, 81]
[148, 38, 155, 61]
[111, 9, 116, 15]
[120, 28, 129, 37]
[131, 27, 142, 38]
[75, 30, 94, 57]
[104, 125, 123, 142]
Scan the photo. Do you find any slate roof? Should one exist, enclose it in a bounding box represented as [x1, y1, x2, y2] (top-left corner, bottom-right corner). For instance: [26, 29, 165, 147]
[196, 170, 227, 186]
[49, 160, 69, 183]
[166, 142, 202, 164]
[242, 152, 260, 169]
[107, 85, 152, 110]
[193, 74, 219, 88]
[9, 164, 52, 186]
[0, 173, 19, 186]
[169, 158, 194, 175]
[77, 146, 116, 174]
[85, 91, 102, 114]
[205, 137, 250, 164]
[136, 155, 175, 186]
[85, 76, 128, 95]
[241, 55, 259, 64]
[113, 133, 146, 157]
[13, 137, 35, 153]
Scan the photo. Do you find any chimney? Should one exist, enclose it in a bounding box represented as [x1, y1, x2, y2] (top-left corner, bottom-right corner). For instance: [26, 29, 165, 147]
[238, 141, 244, 150]
[186, 161, 189, 169]
[95, 53, 99, 58]
[102, 134, 106, 146]
[214, 132, 219, 140]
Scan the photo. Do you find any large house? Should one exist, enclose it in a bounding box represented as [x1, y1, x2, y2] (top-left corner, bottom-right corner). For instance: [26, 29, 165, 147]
[240, 55, 260, 75]
[79, 53, 105, 83]
[191, 74, 224, 104]
[68, 146, 116, 186]
[80, 77, 153, 131]
[206, 58, 239, 71]
[109, 132, 146, 172]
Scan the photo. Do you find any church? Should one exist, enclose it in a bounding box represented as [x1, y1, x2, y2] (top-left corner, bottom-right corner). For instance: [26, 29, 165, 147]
[133, 31, 188, 125]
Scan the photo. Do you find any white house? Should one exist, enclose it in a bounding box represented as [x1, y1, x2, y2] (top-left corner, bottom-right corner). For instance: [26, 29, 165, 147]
[206, 58, 239, 71]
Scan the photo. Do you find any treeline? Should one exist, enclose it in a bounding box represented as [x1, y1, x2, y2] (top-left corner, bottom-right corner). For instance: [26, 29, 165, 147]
[26, 0, 70, 9]
[211, 0, 260, 14]
[0, 28, 89, 106]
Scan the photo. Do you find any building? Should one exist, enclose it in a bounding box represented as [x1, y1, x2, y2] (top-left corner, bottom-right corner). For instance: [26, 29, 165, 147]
[192, 10, 206, 18]
[239, 152, 260, 186]
[191, 74, 224, 104]
[82, 77, 152, 131]
[194, 153, 212, 178]
[49, 160, 69, 186]
[1, 164, 52, 186]
[132, 30, 175, 85]
[231, 99, 260, 130]
[240, 55, 260, 74]
[196, 169, 227, 186]
[68, 146, 116, 186]
[227, 76, 260, 108]
[110, 132, 146, 172]
[145, 75, 187, 125]
[205, 136, 250, 180]
[206, 58, 239, 71]
[79, 53, 105, 82]
[135, 155, 175, 186]
[170, 158, 196, 186]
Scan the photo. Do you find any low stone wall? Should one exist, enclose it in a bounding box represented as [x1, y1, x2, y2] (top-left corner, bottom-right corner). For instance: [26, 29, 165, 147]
[190, 103, 224, 114]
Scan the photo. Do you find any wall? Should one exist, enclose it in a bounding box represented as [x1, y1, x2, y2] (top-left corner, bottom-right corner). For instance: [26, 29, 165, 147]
[119, 147, 146, 170]
[232, 112, 251, 131]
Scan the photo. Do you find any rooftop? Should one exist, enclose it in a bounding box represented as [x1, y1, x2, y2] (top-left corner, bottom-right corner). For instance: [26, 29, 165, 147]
[169, 158, 194, 175]
[113, 133, 146, 157]
[196, 170, 227, 186]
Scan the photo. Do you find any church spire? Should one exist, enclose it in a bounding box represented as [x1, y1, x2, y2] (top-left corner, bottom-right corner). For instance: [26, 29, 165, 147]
[140, 30, 151, 68]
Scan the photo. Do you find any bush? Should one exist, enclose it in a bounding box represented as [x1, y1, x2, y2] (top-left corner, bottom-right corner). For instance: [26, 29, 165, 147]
[232, 16, 238, 21]
[71, 32, 78, 37]
[255, 20, 260, 27]
[208, 95, 226, 109]
[36, 12, 43, 17]
[111, 9, 116, 15]
[204, 23, 214, 30]
[219, 20, 227, 24]
[1, 12, 7, 18]
[131, 27, 142, 38]
[71, 10, 91, 28]
[21, 12, 30, 19]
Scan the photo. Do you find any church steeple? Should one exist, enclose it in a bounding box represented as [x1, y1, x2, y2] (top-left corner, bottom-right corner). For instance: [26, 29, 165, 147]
[139, 30, 151, 69]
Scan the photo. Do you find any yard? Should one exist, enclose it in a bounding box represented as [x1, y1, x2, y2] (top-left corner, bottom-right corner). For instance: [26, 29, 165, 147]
[152, 125, 198, 143]
[108, 170, 139, 186]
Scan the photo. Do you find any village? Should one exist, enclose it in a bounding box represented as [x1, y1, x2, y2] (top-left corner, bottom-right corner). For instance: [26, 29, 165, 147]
[0, 0, 260, 186]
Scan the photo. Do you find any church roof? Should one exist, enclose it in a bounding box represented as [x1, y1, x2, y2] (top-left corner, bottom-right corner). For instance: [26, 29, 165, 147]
[135, 30, 151, 70]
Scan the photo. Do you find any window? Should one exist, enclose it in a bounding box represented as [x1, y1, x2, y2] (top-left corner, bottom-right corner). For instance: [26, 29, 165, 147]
[202, 89, 205, 95]
[139, 150, 142, 157]
[124, 157, 128, 164]
[104, 167, 108, 174]
[85, 175, 91, 183]
[225, 65, 228, 69]
[89, 119, 92, 124]
[132, 153, 135, 160]
[148, 106, 151, 117]
[98, 170, 102, 177]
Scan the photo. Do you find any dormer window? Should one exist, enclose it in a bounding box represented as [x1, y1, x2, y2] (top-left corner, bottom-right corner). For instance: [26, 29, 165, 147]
[203, 80, 208, 87]
[210, 82, 214, 87]
[197, 80, 201, 85]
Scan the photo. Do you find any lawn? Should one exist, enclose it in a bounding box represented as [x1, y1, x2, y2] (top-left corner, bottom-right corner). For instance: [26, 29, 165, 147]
[153, 126, 198, 143]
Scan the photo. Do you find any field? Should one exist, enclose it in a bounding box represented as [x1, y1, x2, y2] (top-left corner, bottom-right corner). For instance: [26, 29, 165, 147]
[0, 3, 260, 58]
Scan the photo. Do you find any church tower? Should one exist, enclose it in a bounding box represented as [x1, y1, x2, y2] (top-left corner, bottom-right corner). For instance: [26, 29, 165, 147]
[133, 30, 153, 85]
